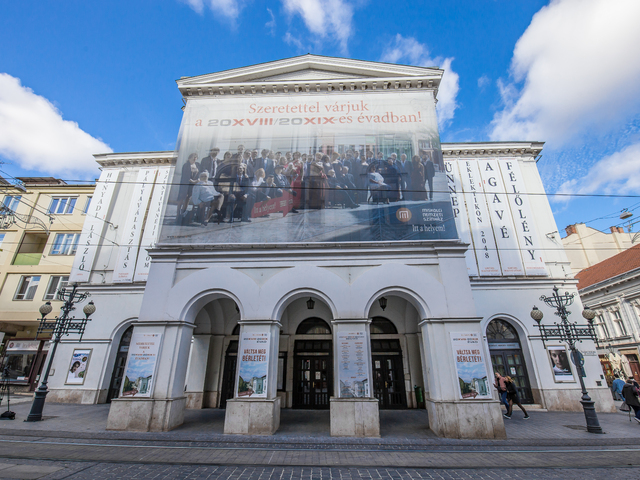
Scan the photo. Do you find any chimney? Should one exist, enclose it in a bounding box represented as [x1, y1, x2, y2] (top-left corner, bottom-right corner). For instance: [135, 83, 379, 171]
[565, 224, 577, 236]
[610, 226, 624, 234]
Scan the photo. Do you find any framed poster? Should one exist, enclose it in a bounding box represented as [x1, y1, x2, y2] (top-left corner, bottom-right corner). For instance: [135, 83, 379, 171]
[120, 333, 163, 397]
[547, 345, 575, 382]
[65, 349, 92, 385]
[450, 332, 491, 399]
[337, 331, 369, 398]
[237, 331, 269, 398]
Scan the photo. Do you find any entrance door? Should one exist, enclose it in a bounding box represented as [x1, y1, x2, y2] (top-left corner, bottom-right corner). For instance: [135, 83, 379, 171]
[293, 340, 332, 409]
[490, 351, 533, 404]
[219, 341, 238, 409]
[372, 354, 407, 409]
[626, 354, 640, 384]
[107, 326, 133, 403]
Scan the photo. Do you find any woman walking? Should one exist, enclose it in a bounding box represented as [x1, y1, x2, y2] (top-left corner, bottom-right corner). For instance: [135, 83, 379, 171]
[504, 376, 530, 419]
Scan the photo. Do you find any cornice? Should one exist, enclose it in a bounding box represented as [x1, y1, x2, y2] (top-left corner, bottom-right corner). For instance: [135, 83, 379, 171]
[441, 142, 544, 159]
[177, 55, 442, 99]
[94, 151, 176, 168]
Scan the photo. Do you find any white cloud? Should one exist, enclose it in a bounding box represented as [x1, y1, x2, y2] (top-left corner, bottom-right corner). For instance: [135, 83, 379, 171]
[283, 32, 306, 51]
[281, 0, 354, 54]
[380, 34, 460, 130]
[0, 74, 111, 176]
[181, 0, 242, 20]
[490, 0, 640, 144]
[477, 75, 490, 90]
[266, 8, 277, 35]
[557, 142, 640, 196]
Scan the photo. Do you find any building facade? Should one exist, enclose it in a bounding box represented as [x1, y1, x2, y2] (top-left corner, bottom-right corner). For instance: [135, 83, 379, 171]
[43, 56, 614, 439]
[562, 223, 635, 274]
[0, 177, 94, 391]
[575, 244, 640, 386]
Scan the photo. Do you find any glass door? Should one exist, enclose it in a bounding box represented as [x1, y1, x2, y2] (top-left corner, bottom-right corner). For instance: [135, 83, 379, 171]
[372, 354, 407, 409]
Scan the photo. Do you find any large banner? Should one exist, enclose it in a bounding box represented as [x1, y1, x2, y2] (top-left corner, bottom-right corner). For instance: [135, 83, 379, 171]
[237, 331, 270, 398]
[121, 333, 162, 398]
[158, 92, 458, 244]
[450, 332, 491, 399]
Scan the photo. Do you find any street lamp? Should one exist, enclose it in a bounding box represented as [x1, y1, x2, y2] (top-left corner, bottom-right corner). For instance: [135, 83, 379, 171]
[530, 286, 602, 434]
[25, 284, 96, 422]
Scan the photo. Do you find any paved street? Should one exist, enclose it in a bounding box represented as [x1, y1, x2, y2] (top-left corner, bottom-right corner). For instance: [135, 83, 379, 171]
[0, 401, 639, 478]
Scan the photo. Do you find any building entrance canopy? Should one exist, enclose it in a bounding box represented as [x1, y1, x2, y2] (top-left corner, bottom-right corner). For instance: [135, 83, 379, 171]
[159, 91, 458, 244]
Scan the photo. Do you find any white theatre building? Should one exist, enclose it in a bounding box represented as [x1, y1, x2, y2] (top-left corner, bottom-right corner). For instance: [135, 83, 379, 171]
[45, 55, 614, 439]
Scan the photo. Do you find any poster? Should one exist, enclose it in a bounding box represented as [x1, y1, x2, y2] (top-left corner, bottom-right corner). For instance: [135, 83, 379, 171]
[237, 331, 269, 398]
[65, 349, 91, 385]
[548, 345, 574, 382]
[450, 332, 491, 399]
[159, 91, 458, 245]
[121, 333, 162, 397]
[338, 331, 369, 398]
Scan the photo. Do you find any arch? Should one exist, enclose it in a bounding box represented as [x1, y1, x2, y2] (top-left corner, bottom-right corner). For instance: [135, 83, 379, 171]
[370, 317, 398, 334]
[364, 287, 430, 321]
[180, 289, 244, 326]
[486, 319, 520, 342]
[296, 318, 332, 335]
[272, 288, 338, 322]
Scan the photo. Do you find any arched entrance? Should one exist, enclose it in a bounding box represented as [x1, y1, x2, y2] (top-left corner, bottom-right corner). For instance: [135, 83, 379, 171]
[106, 325, 134, 403]
[219, 324, 240, 409]
[292, 318, 333, 409]
[370, 317, 407, 409]
[486, 319, 533, 404]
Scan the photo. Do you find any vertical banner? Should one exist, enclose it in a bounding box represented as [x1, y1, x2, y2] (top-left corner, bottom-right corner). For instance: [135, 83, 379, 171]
[498, 159, 547, 276]
[459, 160, 501, 276]
[237, 331, 270, 398]
[337, 331, 370, 398]
[445, 160, 478, 276]
[450, 332, 491, 399]
[134, 166, 172, 282]
[113, 167, 157, 283]
[121, 333, 162, 398]
[70, 168, 121, 283]
[477, 158, 525, 275]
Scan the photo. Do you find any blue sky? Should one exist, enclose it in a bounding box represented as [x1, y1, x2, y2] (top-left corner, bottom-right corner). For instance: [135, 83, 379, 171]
[1, 0, 640, 236]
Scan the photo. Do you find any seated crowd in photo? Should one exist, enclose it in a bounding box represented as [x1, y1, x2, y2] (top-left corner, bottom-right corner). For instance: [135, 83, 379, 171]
[175, 145, 440, 226]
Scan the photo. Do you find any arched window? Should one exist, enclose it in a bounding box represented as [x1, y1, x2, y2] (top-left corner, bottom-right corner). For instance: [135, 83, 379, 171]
[370, 317, 398, 334]
[296, 318, 331, 335]
[486, 319, 519, 343]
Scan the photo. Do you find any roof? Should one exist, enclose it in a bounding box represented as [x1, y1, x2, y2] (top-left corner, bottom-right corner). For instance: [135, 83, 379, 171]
[576, 243, 640, 290]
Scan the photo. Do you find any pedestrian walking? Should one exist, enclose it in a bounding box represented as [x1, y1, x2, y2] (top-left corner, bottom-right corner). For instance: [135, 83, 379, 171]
[622, 377, 640, 424]
[504, 376, 530, 419]
[612, 375, 625, 401]
[493, 372, 510, 414]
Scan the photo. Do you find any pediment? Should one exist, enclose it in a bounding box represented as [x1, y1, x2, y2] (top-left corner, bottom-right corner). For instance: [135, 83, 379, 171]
[177, 54, 442, 88]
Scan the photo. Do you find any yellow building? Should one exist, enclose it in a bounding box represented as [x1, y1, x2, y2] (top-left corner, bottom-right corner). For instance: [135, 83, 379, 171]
[0, 177, 95, 392]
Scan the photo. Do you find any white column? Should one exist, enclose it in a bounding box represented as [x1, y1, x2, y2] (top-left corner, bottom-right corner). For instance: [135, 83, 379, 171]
[330, 319, 380, 437]
[224, 320, 281, 435]
[185, 335, 211, 409]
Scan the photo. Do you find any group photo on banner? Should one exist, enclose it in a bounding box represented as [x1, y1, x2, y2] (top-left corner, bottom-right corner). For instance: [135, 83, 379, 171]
[159, 92, 458, 244]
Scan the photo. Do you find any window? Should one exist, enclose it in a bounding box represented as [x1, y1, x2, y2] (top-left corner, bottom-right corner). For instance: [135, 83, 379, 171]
[595, 314, 610, 340]
[3, 195, 21, 212]
[83, 196, 92, 214]
[48, 197, 77, 215]
[44, 275, 69, 300]
[370, 317, 398, 334]
[296, 318, 331, 335]
[50, 233, 80, 255]
[14, 276, 41, 300]
[612, 310, 628, 337]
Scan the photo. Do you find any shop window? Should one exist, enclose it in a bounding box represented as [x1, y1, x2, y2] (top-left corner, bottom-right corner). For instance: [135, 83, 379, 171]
[5, 352, 36, 381]
[48, 196, 77, 215]
[14, 275, 41, 300]
[44, 275, 69, 300]
[3, 195, 21, 212]
[296, 318, 331, 335]
[83, 196, 92, 214]
[370, 317, 398, 334]
[50, 233, 80, 255]
[12, 232, 48, 265]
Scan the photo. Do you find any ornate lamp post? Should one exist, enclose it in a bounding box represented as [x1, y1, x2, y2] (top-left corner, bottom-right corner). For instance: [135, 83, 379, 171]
[25, 284, 96, 422]
[530, 286, 602, 434]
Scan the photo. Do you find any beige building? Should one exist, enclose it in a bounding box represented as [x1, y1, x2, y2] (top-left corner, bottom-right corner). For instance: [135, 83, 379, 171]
[562, 223, 634, 275]
[0, 177, 94, 391]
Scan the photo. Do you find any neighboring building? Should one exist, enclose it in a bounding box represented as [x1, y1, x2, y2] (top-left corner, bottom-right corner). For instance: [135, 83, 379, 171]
[0, 177, 94, 391]
[562, 223, 635, 275]
[575, 244, 640, 387]
[44, 55, 613, 440]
